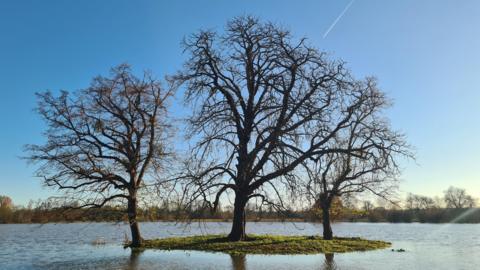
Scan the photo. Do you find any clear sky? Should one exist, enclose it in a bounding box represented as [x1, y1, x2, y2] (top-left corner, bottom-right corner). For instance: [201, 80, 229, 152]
[1, 0, 479, 205]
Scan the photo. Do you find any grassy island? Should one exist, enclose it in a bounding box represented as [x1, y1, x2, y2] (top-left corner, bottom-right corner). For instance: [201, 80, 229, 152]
[139, 235, 391, 255]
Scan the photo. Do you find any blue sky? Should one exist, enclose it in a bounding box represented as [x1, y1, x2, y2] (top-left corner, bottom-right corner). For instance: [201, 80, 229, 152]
[1, 0, 479, 205]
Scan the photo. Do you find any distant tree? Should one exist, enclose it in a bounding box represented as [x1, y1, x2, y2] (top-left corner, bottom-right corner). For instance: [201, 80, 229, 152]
[0, 196, 13, 208]
[405, 193, 436, 210]
[362, 200, 374, 212]
[25, 65, 174, 247]
[432, 196, 444, 208]
[0, 195, 13, 223]
[177, 15, 409, 241]
[443, 186, 476, 209]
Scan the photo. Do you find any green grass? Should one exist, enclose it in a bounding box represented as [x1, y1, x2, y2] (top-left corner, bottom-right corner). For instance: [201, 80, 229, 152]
[140, 234, 391, 255]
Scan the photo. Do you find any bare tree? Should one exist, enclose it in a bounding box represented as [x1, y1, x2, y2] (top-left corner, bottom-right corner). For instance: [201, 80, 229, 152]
[302, 99, 411, 239]
[25, 65, 174, 247]
[405, 193, 436, 210]
[443, 186, 476, 209]
[177, 15, 407, 241]
[0, 196, 13, 209]
[362, 200, 374, 212]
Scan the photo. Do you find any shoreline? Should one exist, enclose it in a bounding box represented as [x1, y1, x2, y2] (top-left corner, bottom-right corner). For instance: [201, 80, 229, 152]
[2, 219, 480, 225]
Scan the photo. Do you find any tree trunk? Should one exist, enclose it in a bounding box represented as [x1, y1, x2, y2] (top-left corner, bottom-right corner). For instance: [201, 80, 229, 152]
[127, 197, 142, 247]
[322, 204, 333, 240]
[228, 194, 247, 241]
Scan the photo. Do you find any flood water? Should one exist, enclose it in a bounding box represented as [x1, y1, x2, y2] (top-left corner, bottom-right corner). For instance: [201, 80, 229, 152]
[0, 222, 479, 269]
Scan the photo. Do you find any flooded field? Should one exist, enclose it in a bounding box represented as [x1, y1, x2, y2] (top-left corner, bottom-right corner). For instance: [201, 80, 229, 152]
[1, 222, 479, 269]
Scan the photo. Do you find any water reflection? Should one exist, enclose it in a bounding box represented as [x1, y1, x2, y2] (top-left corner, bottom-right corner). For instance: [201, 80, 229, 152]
[321, 253, 338, 270]
[230, 254, 246, 270]
[125, 249, 143, 270]
[4, 223, 480, 269]
[228, 252, 337, 270]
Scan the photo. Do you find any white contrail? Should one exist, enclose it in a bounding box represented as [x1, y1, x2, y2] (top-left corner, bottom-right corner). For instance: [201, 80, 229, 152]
[323, 0, 356, 38]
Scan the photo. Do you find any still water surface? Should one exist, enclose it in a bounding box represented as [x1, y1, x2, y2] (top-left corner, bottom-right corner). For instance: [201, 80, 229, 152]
[0, 222, 479, 269]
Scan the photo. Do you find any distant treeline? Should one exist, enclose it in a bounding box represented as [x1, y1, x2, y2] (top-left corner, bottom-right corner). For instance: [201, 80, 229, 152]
[0, 200, 301, 224]
[1, 197, 480, 224]
[344, 207, 480, 223]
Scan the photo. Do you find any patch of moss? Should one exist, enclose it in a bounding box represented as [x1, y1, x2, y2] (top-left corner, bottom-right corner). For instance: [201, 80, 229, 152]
[140, 234, 391, 255]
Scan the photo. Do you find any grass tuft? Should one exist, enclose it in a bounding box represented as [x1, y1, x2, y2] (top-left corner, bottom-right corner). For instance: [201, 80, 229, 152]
[140, 234, 391, 255]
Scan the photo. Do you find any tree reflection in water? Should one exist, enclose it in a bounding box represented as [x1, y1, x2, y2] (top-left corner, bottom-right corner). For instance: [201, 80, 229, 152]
[229, 253, 338, 270]
[321, 253, 338, 270]
[126, 249, 144, 270]
[121, 250, 338, 270]
[230, 254, 246, 270]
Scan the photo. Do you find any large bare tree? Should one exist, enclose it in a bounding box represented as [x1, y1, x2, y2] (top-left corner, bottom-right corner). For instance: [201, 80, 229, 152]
[25, 65, 174, 247]
[302, 94, 411, 239]
[177, 16, 403, 241]
[443, 186, 476, 209]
